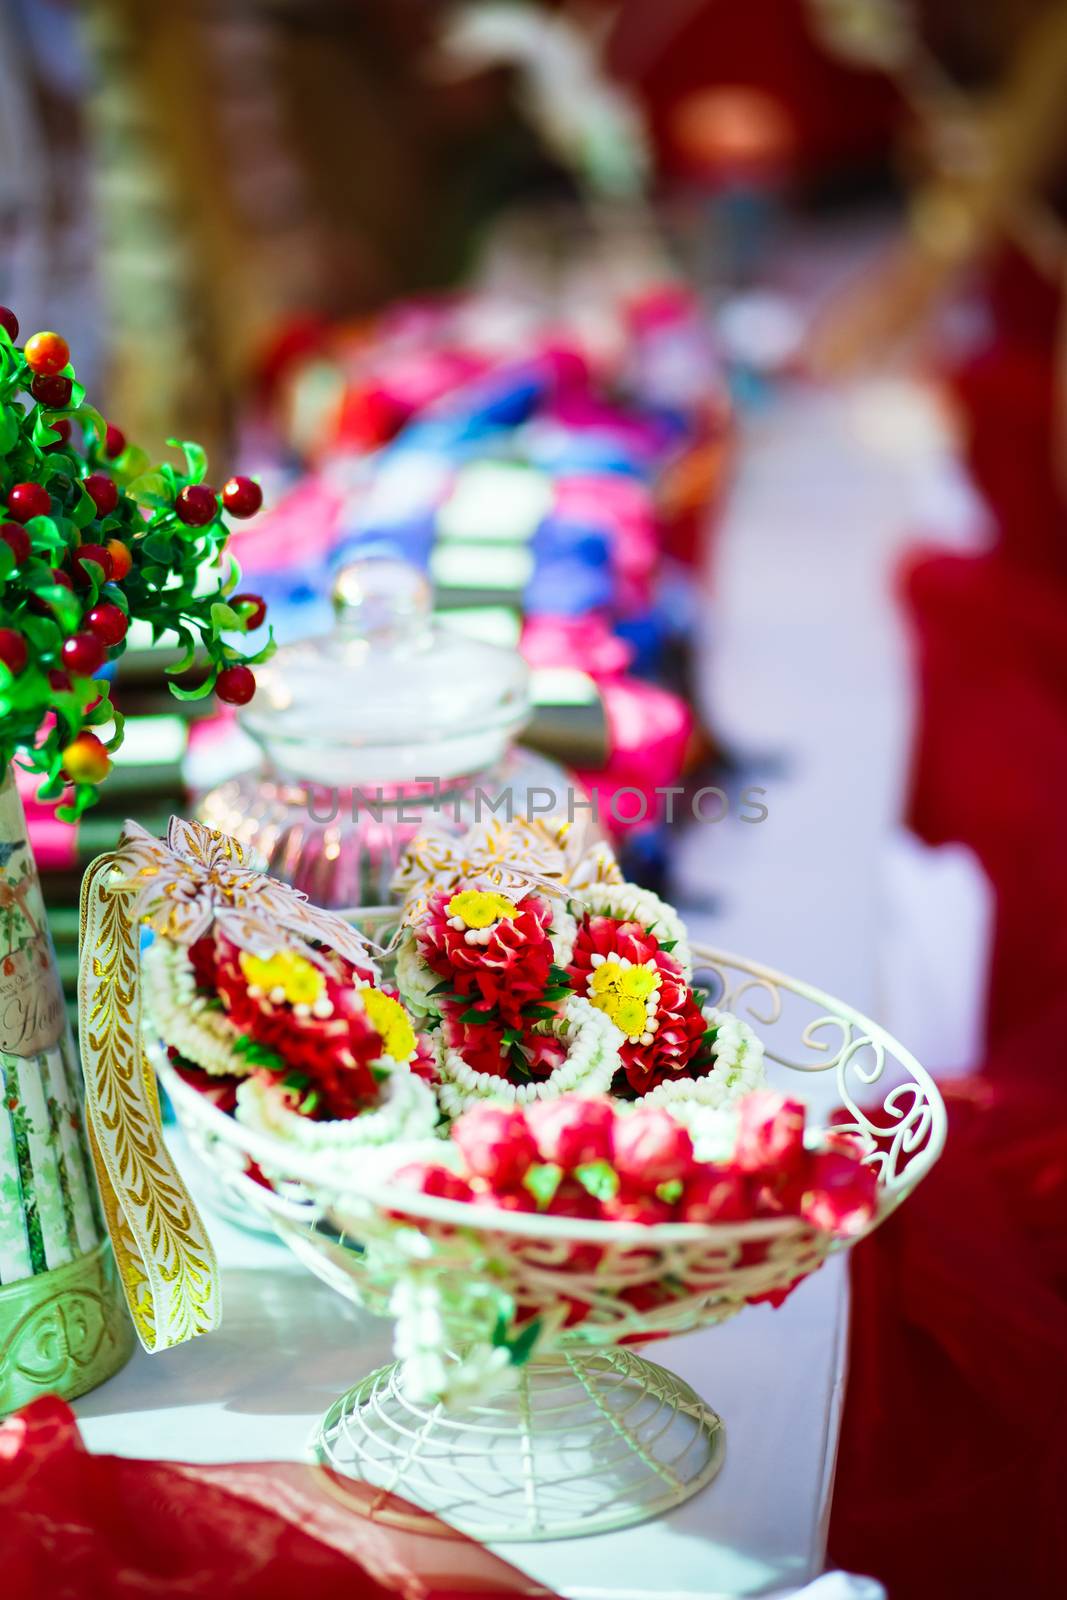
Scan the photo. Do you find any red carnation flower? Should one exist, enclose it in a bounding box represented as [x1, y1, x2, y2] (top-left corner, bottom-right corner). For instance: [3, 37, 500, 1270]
[213, 934, 389, 1119]
[568, 915, 706, 1094]
[442, 1005, 569, 1085]
[418, 886, 556, 1029]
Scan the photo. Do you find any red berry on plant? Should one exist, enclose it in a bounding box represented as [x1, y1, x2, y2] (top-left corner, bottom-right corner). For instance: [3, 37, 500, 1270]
[106, 538, 132, 581]
[104, 423, 126, 458]
[31, 372, 73, 408]
[84, 474, 118, 516]
[86, 602, 128, 646]
[0, 522, 30, 565]
[62, 731, 111, 784]
[7, 482, 50, 522]
[0, 629, 28, 675]
[231, 592, 267, 630]
[48, 670, 73, 693]
[44, 419, 72, 449]
[221, 475, 263, 518]
[175, 484, 217, 526]
[216, 664, 256, 705]
[0, 306, 18, 341]
[23, 331, 70, 376]
[69, 544, 114, 586]
[61, 632, 106, 676]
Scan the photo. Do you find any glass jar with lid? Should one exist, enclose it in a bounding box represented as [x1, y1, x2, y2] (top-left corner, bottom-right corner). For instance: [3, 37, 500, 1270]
[197, 558, 572, 907]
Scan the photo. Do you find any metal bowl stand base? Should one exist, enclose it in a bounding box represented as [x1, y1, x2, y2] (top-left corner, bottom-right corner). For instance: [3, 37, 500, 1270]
[310, 1345, 726, 1541]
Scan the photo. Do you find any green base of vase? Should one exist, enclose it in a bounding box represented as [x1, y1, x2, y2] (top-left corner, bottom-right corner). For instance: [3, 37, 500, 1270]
[0, 1240, 135, 1416]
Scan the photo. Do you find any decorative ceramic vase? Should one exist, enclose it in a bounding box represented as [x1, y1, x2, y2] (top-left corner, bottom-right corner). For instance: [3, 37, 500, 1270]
[0, 768, 133, 1414]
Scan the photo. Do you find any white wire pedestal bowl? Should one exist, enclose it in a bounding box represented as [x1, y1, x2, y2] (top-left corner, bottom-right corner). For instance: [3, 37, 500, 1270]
[152, 934, 945, 1543]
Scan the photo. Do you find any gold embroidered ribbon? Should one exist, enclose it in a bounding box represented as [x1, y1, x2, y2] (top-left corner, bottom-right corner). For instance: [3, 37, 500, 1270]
[77, 816, 377, 1352]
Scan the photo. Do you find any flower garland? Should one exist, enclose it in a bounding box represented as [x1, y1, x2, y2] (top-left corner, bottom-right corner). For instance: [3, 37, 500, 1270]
[435, 994, 619, 1117]
[142, 937, 245, 1078]
[144, 918, 438, 1149]
[235, 1068, 439, 1155]
[0, 309, 271, 818]
[638, 1007, 765, 1110]
[568, 881, 693, 979]
[398, 884, 576, 1019]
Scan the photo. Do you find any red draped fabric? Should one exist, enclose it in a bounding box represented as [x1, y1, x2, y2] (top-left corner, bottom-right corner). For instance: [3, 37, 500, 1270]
[829, 246, 1067, 1596]
[2, 1396, 552, 1600]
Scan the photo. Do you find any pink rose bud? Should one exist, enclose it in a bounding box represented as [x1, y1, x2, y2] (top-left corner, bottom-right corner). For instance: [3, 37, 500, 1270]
[796, 1150, 879, 1238]
[392, 1163, 474, 1203]
[612, 1108, 695, 1188]
[452, 1103, 537, 1189]
[526, 1095, 615, 1168]
[733, 1091, 807, 1176]
[681, 1165, 752, 1223]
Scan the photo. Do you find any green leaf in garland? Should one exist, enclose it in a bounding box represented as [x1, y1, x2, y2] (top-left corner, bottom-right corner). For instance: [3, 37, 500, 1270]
[523, 1162, 563, 1209]
[142, 530, 175, 565]
[499, 1316, 543, 1368]
[574, 1160, 619, 1202]
[221, 553, 242, 596]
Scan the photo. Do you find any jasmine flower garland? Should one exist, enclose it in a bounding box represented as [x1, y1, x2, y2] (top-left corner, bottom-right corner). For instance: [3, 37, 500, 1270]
[435, 995, 620, 1117]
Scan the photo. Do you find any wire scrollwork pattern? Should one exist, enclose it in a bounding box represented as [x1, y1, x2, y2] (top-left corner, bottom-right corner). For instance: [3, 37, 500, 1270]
[694, 949, 944, 1195]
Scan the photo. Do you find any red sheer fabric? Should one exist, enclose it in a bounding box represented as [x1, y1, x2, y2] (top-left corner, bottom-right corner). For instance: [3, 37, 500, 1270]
[830, 246, 1067, 1595]
[828, 1048, 1067, 1598]
[2, 1397, 553, 1599]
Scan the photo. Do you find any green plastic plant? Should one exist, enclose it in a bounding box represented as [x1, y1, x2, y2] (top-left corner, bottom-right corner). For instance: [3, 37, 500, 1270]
[0, 310, 272, 819]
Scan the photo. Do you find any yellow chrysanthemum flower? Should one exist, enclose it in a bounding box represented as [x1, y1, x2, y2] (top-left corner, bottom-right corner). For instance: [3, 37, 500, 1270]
[360, 987, 416, 1063]
[447, 888, 519, 930]
[587, 958, 661, 1040]
[239, 949, 326, 1007]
